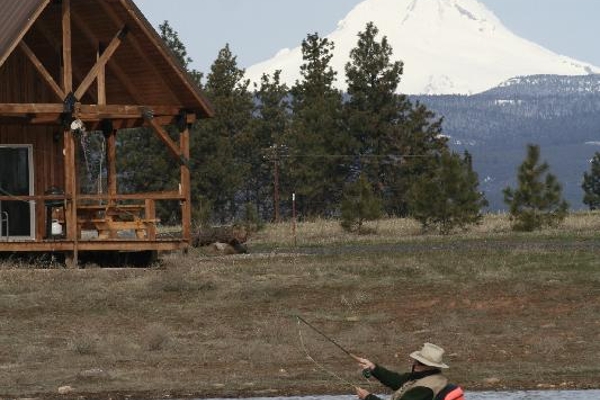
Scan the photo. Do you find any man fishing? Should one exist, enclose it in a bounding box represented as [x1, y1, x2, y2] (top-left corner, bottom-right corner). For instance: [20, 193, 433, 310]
[354, 342, 464, 400]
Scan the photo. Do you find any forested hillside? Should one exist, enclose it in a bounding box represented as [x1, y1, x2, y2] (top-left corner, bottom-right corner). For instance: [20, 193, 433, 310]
[412, 74, 600, 210]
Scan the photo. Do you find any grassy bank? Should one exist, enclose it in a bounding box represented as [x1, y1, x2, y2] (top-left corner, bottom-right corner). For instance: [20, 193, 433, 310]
[1, 213, 600, 399]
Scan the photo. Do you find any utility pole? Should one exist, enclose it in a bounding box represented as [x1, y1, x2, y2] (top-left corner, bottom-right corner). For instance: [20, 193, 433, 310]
[266, 144, 281, 223]
[273, 153, 280, 223]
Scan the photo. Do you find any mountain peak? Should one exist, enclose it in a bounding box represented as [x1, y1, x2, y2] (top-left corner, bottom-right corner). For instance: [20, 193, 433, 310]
[245, 0, 600, 95]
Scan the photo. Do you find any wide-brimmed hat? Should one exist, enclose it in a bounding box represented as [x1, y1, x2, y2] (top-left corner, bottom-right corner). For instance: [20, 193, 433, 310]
[410, 343, 449, 369]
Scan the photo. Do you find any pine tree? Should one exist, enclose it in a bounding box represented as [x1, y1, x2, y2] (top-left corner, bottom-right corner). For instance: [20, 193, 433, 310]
[117, 21, 200, 222]
[247, 70, 291, 221]
[344, 22, 447, 216]
[582, 152, 600, 210]
[286, 33, 348, 217]
[409, 151, 488, 234]
[340, 174, 382, 234]
[503, 144, 569, 231]
[158, 21, 203, 86]
[191, 44, 254, 223]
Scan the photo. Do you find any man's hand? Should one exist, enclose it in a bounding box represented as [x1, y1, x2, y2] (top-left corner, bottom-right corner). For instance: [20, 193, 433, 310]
[355, 356, 375, 371]
[355, 386, 371, 400]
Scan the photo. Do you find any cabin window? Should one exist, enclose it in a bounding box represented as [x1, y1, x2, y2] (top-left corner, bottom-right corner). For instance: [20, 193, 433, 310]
[0, 145, 34, 239]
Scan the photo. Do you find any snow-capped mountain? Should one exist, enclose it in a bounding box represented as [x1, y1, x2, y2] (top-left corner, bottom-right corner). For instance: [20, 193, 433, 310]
[244, 0, 600, 95]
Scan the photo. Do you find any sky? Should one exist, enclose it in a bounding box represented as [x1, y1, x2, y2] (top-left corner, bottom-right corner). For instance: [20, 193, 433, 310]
[136, 0, 600, 75]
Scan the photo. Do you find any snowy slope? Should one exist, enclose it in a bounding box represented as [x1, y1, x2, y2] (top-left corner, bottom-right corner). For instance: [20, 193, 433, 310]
[244, 0, 600, 95]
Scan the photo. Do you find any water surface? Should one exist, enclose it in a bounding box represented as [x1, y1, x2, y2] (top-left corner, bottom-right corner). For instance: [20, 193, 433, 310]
[200, 391, 600, 400]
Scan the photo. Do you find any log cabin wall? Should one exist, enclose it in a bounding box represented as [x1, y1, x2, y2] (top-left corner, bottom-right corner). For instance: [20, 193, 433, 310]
[0, 46, 55, 103]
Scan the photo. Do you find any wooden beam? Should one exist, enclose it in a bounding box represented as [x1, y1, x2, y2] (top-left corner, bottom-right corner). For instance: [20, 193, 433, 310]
[73, 12, 140, 104]
[70, 9, 146, 104]
[145, 116, 185, 163]
[97, 46, 107, 105]
[98, 0, 180, 102]
[19, 42, 66, 101]
[180, 123, 192, 242]
[74, 27, 128, 101]
[0, 104, 184, 118]
[62, 0, 73, 93]
[77, 191, 184, 201]
[34, 20, 98, 103]
[78, 105, 183, 121]
[0, 241, 187, 252]
[0, 104, 64, 114]
[105, 127, 117, 204]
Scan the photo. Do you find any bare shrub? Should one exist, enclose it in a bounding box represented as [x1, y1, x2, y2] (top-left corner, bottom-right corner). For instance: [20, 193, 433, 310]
[146, 267, 216, 295]
[143, 324, 170, 351]
[69, 333, 100, 355]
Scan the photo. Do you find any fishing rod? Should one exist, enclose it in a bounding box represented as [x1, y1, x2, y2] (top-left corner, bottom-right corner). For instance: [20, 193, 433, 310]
[296, 318, 357, 389]
[295, 315, 361, 362]
[295, 315, 374, 379]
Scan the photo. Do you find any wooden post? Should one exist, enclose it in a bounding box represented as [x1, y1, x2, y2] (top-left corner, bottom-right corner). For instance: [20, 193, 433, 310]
[62, 0, 72, 94]
[97, 44, 106, 106]
[180, 123, 191, 243]
[63, 127, 78, 267]
[145, 199, 156, 241]
[106, 128, 117, 205]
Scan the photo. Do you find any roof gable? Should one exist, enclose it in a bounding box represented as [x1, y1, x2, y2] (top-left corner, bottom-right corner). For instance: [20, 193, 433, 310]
[0, 0, 213, 117]
[0, 0, 50, 68]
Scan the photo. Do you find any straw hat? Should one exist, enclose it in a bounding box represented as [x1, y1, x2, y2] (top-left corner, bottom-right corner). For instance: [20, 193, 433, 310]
[410, 343, 449, 369]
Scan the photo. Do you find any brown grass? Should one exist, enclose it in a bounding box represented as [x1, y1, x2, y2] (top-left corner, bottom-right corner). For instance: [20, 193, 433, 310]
[1, 213, 600, 399]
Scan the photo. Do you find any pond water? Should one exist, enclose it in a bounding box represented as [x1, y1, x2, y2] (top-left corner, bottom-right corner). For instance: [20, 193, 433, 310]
[199, 391, 600, 400]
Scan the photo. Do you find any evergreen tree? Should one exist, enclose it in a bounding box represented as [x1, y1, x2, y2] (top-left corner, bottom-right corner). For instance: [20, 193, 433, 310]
[503, 144, 569, 231]
[286, 32, 348, 217]
[191, 44, 254, 223]
[158, 21, 203, 86]
[344, 22, 447, 216]
[582, 152, 600, 210]
[117, 21, 201, 222]
[340, 174, 383, 234]
[246, 71, 291, 221]
[408, 151, 488, 234]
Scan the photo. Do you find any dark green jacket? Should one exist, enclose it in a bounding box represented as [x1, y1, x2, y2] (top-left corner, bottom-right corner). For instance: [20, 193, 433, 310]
[365, 365, 443, 400]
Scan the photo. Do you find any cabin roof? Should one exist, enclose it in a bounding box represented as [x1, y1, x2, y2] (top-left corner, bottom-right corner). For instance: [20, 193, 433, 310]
[0, 0, 50, 68]
[0, 0, 214, 117]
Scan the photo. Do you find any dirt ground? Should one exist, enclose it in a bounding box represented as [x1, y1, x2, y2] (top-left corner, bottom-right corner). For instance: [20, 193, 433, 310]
[2, 232, 600, 400]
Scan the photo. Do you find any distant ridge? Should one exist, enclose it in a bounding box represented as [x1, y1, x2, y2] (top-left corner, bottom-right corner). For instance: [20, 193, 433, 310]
[410, 74, 600, 210]
[245, 0, 600, 95]
[482, 74, 600, 97]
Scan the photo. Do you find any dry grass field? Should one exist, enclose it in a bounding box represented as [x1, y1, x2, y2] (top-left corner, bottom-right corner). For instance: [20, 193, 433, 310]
[1, 213, 600, 399]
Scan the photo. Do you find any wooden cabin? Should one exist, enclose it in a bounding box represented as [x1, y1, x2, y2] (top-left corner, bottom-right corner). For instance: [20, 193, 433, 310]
[0, 0, 214, 266]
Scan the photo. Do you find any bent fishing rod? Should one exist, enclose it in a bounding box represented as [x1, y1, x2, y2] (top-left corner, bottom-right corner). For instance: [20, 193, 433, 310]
[295, 315, 374, 381]
[295, 315, 361, 361]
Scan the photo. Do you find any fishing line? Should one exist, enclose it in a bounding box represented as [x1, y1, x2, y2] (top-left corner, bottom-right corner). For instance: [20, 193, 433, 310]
[296, 314, 360, 361]
[296, 317, 357, 389]
[295, 315, 372, 389]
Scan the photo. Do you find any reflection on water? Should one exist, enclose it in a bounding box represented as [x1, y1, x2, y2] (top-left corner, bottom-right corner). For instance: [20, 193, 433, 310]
[200, 391, 600, 400]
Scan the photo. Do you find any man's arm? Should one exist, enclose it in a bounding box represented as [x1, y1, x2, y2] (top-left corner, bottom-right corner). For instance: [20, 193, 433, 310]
[370, 364, 411, 390]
